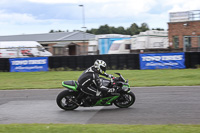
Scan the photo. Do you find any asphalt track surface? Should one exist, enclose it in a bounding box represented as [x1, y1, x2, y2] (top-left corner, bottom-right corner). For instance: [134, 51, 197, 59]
[0, 86, 200, 124]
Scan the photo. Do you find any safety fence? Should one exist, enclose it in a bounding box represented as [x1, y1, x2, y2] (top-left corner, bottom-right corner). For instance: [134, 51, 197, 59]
[48, 54, 139, 70]
[0, 58, 9, 71]
[185, 52, 200, 68]
[0, 52, 200, 72]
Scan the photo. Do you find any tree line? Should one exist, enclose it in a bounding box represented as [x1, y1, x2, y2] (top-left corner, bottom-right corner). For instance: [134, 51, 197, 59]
[49, 22, 164, 35]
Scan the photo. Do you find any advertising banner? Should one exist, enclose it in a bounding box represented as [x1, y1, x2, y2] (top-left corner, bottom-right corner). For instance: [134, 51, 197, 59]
[9, 57, 48, 72]
[140, 53, 185, 70]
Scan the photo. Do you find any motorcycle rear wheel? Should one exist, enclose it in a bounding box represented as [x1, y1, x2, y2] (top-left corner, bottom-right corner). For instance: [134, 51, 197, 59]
[114, 92, 135, 108]
[56, 90, 79, 110]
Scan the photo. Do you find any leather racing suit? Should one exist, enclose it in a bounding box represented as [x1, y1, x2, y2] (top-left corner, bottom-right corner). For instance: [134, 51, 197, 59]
[78, 66, 111, 96]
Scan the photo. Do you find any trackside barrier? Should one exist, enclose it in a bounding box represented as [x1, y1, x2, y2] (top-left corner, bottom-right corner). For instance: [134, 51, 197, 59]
[0, 52, 199, 72]
[48, 54, 140, 70]
[9, 57, 48, 72]
[140, 53, 186, 70]
[185, 52, 200, 68]
[0, 58, 9, 72]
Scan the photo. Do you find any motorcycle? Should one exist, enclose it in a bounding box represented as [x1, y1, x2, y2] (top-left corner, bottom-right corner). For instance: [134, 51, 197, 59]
[56, 73, 135, 110]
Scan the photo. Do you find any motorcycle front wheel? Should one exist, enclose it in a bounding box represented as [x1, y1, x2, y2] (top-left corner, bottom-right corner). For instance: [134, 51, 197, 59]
[114, 92, 135, 108]
[56, 90, 79, 110]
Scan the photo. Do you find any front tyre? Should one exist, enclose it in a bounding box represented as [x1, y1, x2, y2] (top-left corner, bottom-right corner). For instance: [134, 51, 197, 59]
[114, 92, 135, 108]
[56, 90, 79, 110]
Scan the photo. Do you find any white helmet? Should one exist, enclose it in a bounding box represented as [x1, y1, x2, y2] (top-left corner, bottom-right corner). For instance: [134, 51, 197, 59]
[94, 59, 106, 74]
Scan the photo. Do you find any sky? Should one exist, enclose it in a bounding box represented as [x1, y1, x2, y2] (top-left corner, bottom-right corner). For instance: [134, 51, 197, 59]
[0, 0, 200, 36]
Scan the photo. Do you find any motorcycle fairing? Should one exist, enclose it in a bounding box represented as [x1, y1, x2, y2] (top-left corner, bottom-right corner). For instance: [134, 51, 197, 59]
[62, 80, 78, 91]
[94, 95, 119, 106]
[99, 77, 110, 87]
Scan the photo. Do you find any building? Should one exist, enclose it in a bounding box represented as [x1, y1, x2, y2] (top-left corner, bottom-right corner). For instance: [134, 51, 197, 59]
[53, 42, 80, 56]
[0, 31, 95, 55]
[168, 10, 200, 52]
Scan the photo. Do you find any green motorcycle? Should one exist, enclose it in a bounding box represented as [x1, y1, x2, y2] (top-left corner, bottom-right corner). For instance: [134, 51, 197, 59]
[56, 73, 135, 110]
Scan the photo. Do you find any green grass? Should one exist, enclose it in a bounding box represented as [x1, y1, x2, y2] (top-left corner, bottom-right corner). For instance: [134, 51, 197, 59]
[0, 69, 200, 90]
[0, 124, 200, 133]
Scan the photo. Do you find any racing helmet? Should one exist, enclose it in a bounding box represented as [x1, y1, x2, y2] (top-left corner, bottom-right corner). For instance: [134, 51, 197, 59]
[94, 59, 106, 74]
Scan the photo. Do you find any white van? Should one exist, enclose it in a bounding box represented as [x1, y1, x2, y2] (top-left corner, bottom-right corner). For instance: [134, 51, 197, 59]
[108, 40, 131, 54]
[0, 41, 52, 58]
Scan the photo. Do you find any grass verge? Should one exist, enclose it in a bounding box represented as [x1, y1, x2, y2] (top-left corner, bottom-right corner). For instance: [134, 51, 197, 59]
[0, 69, 200, 90]
[0, 124, 200, 133]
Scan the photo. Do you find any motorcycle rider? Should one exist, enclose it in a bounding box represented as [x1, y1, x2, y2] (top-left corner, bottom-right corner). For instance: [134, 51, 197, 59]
[78, 59, 115, 97]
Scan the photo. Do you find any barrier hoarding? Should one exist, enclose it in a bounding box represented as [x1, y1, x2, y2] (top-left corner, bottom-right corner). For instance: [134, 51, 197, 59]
[9, 57, 48, 72]
[140, 53, 185, 69]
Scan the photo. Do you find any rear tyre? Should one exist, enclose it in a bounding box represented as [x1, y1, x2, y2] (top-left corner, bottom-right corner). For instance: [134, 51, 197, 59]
[114, 92, 135, 108]
[56, 90, 79, 110]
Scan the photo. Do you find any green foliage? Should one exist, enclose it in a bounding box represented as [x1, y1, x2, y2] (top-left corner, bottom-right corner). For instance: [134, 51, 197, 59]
[49, 22, 164, 35]
[49, 30, 69, 33]
[96, 24, 111, 34]
[152, 28, 165, 31]
[1, 124, 200, 133]
[0, 69, 200, 90]
[86, 22, 150, 35]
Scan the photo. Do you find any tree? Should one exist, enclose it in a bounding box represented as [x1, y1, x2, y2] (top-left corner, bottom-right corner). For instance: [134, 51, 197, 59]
[49, 30, 55, 33]
[48, 22, 164, 35]
[117, 26, 126, 35]
[140, 23, 149, 32]
[127, 23, 140, 35]
[110, 26, 118, 34]
[86, 28, 98, 34]
[96, 24, 111, 34]
[152, 28, 164, 31]
[49, 29, 67, 33]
